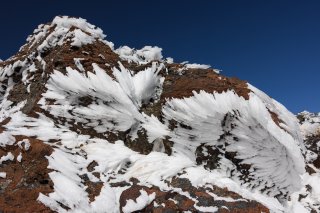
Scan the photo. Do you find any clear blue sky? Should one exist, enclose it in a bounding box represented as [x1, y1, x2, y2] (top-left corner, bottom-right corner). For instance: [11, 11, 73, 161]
[1, 0, 319, 113]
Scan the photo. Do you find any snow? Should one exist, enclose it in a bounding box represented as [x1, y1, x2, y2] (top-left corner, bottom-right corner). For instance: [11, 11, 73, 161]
[136, 46, 162, 61]
[0, 152, 14, 164]
[122, 189, 155, 213]
[0, 172, 6, 178]
[185, 63, 211, 69]
[40, 62, 167, 141]
[287, 172, 320, 212]
[17, 139, 30, 150]
[112, 62, 164, 107]
[17, 152, 22, 162]
[248, 83, 304, 143]
[1, 15, 318, 213]
[90, 184, 117, 212]
[165, 57, 174, 64]
[33, 16, 113, 53]
[74, 58, 85, 72]
[71, 29, 96, 47]
[2, 60, 309, 212]
[124, 151, 194, 186]
[141, 114, 170, 142]
[38, 148, 118, 213]
[194, 205, 218, 212]
[0, 132, 15, 147]
[116, 46, 163, 64]
[298, 111, 320, 138]
[179, 167, 285, 213]
[38, 170, 90, 212]
[163, 90, 305, 197]
[52, 16, 105, 40]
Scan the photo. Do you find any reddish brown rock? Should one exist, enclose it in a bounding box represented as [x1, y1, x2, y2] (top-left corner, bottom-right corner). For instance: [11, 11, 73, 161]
[119, 178, 269, 213]
[0, 136, 53, 213]
[161, 65, 250, 101]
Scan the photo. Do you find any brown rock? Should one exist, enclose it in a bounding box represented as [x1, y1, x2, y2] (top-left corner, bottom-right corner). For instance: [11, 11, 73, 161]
[0, 136, 53, 213]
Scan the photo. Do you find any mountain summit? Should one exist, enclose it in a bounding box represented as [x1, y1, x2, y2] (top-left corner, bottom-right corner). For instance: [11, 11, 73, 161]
[0, 16, 319, 213]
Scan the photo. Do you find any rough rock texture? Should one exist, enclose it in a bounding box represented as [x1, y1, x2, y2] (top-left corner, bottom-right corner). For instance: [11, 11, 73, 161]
[0, 136, 53, 213]
[161, 65, 250, 100]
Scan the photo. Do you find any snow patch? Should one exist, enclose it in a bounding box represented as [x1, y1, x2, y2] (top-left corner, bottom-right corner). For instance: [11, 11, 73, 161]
[0, 132, 15, 147]
[0, 172, 6, 178]
[0, 152, 14, 164]
[116, 46, 162, 64]
[185, 63, 211, 69]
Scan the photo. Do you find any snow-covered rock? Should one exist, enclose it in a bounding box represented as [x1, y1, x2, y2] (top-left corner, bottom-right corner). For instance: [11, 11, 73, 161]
[298, 111, 320, 138]
[0, 16, 317, 213]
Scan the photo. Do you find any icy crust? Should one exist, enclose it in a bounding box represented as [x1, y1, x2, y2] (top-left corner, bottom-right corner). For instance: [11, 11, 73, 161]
[163, 90, 305, 198]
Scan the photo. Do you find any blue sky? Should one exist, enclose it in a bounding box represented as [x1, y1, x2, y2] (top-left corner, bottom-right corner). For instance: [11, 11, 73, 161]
[0, 0, 319, 113]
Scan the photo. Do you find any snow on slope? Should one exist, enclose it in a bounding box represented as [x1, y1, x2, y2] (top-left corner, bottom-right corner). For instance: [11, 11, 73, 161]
[4, 65, 305, 212]
[0, 16, 317, 213]
[163, 89, 305, 198]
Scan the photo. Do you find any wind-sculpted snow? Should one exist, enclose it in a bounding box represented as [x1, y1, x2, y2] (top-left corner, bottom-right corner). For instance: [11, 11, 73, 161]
[40, 62, 305, 201]
[0, 15, 318, 213]
[163, 90, 305, 198]
[41, 61, 167, 140]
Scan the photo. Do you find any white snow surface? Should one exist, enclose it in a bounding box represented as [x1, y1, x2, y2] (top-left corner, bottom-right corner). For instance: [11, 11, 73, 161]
[185, 63, 211, 69]
[115, 46, 163, 64]
[0, 152, 14, 164]
[0, 132, 15, 147]
[163, 89, 305, 197]
[0, 172, 6, 178]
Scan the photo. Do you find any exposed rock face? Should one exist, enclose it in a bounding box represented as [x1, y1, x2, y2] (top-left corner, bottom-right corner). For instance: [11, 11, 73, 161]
[0, 16, 317, 213]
